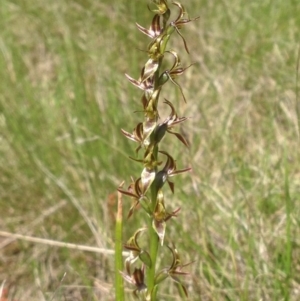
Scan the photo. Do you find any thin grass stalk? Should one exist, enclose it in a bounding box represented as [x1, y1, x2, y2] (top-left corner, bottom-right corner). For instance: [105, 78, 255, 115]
[115, 189, 125, 300]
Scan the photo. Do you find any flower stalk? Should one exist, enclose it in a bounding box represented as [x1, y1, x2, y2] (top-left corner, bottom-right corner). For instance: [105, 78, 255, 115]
[116, 1, 198, 299]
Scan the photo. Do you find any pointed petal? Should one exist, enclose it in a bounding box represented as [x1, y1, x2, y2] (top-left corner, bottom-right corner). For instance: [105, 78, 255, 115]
[173, 25, 189, 53]
[125, 73, 144, 90]
[121, 129, 139, 143]
[117, 188, 138, 199]
[136, 22, 154, 38]
[154, 269, 169, 285]
[119, 271, 135, 285]
[168, 76, 187, 102]
[172, 2, 185, 24]
[127, 201, 139, 219]
[164, 207, 181, 222]
[170, 167, 192, 176]
[167, 130, 189, 147]
[167, 180, 175, 193]
[166, 50, 181, 72]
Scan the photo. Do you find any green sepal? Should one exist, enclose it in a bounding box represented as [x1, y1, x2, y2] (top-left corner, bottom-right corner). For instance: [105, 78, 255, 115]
[158, 72, 169, 86]
[139, 250, 152, 268]
[153, 123, 168, 144]
[154, 270, 169, 285]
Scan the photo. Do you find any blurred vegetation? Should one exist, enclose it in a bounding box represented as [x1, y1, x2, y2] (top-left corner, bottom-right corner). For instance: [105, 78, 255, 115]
[0, 0, 300, 300]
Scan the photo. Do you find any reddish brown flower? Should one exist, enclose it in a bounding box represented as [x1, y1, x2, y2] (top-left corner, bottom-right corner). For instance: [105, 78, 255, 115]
[153, 99, 189, 147]
[155, 151, 191, 193]
[117, 178, 151, 218]
[120, 266, 147, 298]
[136, 14, 163, 39]
[155, 245, 194, 296]
[169, 2, 200, 53]
[159, 50, 195, 102]
[152, 190, 181, 245]
[123, 228, 152, 271]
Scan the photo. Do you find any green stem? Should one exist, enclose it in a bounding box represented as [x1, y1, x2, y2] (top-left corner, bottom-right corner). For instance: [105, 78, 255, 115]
[146, 143, 159, 300]
[284, 153, 292, 300]
[147, 186, 159, 300]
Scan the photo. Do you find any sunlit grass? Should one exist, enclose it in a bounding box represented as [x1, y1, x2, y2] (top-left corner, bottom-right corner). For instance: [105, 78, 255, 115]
[0, 0, 300, 300]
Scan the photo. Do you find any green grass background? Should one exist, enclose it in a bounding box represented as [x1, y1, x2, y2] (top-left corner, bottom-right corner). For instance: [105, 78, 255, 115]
[1, 0, 300, 300]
